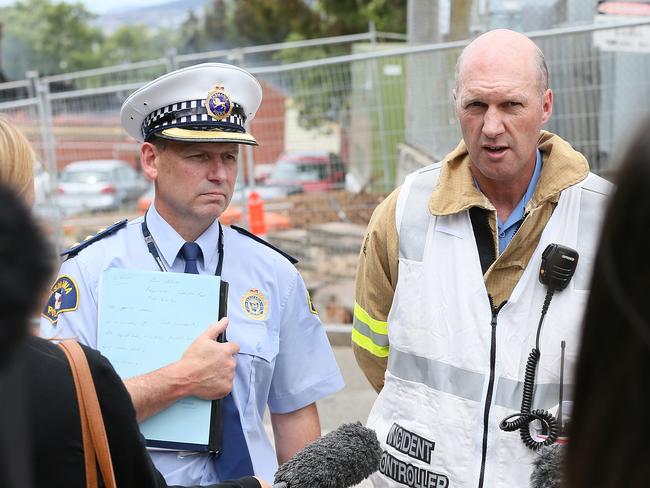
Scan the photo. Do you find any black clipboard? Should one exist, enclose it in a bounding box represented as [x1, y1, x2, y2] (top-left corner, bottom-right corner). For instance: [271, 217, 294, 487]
[208, 279, 229, 454]
[145, 279, 229, 453]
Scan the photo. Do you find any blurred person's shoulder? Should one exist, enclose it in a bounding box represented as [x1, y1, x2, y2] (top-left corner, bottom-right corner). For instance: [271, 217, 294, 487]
[24, 335, 112, 375]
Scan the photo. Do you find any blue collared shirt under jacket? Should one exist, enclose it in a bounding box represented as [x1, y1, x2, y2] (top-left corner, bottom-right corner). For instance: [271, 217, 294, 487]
[474, 149, 543, 255]
[40, 204, 344, 486]
[497, 149, 543, 254]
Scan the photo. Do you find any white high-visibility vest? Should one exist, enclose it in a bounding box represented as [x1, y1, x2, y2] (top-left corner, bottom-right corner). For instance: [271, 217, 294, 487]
[367, 163, 611, 487]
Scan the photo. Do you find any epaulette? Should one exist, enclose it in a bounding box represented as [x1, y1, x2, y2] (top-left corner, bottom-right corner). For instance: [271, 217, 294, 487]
[61, 219, 128, 259]
[231, 225, 298, 265]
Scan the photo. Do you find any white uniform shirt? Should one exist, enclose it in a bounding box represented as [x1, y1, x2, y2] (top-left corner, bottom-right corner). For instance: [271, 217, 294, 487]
[41, 204, 344, 485]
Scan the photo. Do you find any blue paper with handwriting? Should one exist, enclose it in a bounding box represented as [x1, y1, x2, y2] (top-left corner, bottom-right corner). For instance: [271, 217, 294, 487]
[97, 267, 220, 449]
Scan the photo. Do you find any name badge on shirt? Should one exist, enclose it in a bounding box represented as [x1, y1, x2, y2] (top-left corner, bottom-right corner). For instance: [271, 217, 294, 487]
[241, 289, 269, 320]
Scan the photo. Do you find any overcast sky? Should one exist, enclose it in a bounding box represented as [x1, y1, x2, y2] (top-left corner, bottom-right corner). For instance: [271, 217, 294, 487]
[0, 0, 165, 13]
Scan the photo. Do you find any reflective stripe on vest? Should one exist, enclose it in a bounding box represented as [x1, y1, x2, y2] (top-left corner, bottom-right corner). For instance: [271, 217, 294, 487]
[573, 173, 611, 290]
[399, 163, 442, 261]
[389, 348, 572, 410]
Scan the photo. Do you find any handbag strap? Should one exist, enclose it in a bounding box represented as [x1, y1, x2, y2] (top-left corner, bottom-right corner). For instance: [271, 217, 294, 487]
[59, 341, 98, 488]
[59, 341, 117, 488]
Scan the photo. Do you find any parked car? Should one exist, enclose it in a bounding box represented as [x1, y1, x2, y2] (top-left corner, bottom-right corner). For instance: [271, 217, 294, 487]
[261, 151, 346, 197]
[56, 159, 148, 215]
[253, 163, 275, 184]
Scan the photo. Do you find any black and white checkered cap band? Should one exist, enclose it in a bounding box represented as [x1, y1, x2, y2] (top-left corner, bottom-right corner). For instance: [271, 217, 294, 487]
[142, 99, 246, 140]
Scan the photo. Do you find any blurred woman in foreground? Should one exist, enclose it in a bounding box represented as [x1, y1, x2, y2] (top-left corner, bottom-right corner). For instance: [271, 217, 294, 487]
[0, 117, 35, 206]
[565, 115, 650, 487]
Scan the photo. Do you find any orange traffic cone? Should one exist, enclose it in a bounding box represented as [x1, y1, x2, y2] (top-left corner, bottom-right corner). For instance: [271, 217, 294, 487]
[247, 190, 268, 237]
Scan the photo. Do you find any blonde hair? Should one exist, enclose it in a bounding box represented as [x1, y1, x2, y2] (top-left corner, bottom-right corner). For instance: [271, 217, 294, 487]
[0, 117, 36, 197]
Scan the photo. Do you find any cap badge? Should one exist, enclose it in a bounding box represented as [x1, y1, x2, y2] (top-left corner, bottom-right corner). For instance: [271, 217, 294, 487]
[205, 85, 233, 121]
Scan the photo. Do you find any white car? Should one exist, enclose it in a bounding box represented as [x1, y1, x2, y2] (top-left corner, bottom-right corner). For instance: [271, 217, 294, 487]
[56, 159, 148, 215]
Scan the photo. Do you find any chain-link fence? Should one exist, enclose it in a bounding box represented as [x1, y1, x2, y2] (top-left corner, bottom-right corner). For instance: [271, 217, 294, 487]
[1, 21, 649, 321]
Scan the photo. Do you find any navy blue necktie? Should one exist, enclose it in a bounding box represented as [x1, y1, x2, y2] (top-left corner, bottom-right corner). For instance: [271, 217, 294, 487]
[180, 242, 201, 274]
[180, 242, 254, 479]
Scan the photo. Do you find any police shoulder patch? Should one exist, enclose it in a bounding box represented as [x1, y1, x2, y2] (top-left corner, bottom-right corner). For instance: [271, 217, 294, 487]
[231, 225, 298, 264]
[41, 275, 79, 325]
[61, 219, 128, 259]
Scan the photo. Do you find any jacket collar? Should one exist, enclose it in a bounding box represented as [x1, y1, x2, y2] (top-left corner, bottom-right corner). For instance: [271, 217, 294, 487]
[428, 131, 590, 216]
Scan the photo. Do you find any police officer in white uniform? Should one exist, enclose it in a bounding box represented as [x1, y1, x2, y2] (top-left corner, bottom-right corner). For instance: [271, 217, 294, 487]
[41, 63, 344, 486]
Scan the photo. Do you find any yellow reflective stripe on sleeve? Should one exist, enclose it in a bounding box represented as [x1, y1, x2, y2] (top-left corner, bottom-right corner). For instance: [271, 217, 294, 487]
[353, 302, 389, 357]
[353, 315, 389, 347]
[352, 329, 390, 358]
[353, 302, 388, 335]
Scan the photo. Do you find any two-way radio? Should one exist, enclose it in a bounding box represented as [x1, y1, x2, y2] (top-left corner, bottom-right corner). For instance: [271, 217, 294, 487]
[499, 243, 579, 450]
[539, 244, 579, 292]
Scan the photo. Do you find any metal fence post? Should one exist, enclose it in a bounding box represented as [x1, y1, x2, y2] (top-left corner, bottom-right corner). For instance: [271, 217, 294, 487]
[31, 71, 65, 253]
[366, 21, 393, 190]
[245, 144, 256, 192]
[167, 48, 178, 72]
[237, 150, 249, 229]
[371, 58, 392, 191]
[228, 48, 245, 67]
[244, 144, 256, 231]
[369, 21, 377, 45]
[28, 70, 57, 178]
[26, 70, 37, 99]
[37, 84, 56, 175]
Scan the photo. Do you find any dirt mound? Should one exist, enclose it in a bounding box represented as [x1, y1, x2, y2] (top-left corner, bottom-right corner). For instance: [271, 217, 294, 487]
[273, 190, 387, 229]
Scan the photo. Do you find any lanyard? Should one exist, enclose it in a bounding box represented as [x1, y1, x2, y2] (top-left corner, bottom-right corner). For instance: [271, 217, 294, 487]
[141, 214, 224, 276]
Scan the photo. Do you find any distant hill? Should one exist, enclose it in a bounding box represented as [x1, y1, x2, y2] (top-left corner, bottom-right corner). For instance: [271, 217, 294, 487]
[96, 0, 213, 33]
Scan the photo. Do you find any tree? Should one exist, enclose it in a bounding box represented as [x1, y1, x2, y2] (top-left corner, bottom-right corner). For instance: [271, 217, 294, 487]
[364, 0, 408, 34]
[202, 0, 237, 48]
[313, 0, 407, 37]
[179, 9, 206, 54]
[99, 24, 177, 66]
[1, 0, 103, 78]
[231, 0, 318, 46]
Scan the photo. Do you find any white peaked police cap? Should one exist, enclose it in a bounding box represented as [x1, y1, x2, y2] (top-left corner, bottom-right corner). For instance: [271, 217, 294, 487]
[120, 62, 263, 145]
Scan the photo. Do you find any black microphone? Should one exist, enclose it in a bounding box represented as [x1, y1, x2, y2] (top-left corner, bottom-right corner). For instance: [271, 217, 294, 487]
[273, 422, 382, 488]
[530, 444, 565, 488]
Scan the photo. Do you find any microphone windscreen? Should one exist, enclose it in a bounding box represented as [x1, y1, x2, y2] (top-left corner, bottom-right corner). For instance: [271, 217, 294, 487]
[273, 421, 382, 488]
[530, 444, 565, 488]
